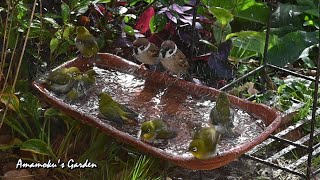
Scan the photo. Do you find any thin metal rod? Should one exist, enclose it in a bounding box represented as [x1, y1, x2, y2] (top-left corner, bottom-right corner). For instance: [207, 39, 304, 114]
[243, 154, 307, 178]
[220, 65, 265, 90]
[267, 64, 316, 82]
[269, 135, 309, 150]
[306, 33, 320, 179]
[262, 3, 272, 66]
[190, 0, 200, 65]
[313, 168, 320, 176]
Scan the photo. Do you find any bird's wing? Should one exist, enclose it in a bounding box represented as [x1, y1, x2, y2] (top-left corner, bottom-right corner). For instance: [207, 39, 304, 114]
[76, 35, 98, 50]
[176, 50, 190, 68]
[116, 103, 138, 122]
[149, 44, 160, 57]
[100, 105, 124, 125]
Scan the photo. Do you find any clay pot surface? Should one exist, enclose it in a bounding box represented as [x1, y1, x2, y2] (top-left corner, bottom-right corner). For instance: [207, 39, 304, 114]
[32, 53, 283, 170]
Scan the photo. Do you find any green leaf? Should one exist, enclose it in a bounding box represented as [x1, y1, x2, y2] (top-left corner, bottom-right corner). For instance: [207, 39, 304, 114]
[61, 3, 70, 24]
[63, 25, 75, 39]
[235, 3, 269, 24]
[208, 7, 233, 26]
[123, 25, 135, 36]
[227, 31, 266, 54]
[50, 38, 59, 54]
[271, 3, 307, 27]
[298, 44, 318, 68]
[268, 31, 319, 66]
[20, 139, 54, 156]
[205, 0, 268, 24]
[213, 21, 232, 43]
[98, 0, 111, 2]
[44, 108, 61, 119]
[149, 14, 167, 33]
[0, 93, 19, 111]
[0, 137, 22, 151]
[43, 17, 61, 29]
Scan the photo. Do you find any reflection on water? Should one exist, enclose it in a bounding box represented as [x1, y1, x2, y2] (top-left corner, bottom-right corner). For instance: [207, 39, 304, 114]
[47, 66, 266, 157]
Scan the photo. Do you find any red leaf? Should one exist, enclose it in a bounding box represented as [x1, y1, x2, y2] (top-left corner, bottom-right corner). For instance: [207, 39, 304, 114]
[135, 7, 155, 34]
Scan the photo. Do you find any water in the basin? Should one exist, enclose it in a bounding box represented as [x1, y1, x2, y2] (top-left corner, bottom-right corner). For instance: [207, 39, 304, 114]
[48, 66, 266, 157]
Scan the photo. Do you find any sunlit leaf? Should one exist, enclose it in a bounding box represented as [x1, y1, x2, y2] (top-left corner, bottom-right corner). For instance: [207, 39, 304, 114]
[208, 7, 233, 26]
[150, 14, 167, 33]
[43, 17, 61, 29]
[61, 3, 70, 24]
[123, 25, 135, 36]
[50, 38, 59, 54]
[20, 139, 54, 156]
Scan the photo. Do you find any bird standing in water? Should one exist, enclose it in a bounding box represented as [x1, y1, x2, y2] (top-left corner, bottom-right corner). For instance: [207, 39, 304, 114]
[140, 119, 176, 142]
[188, 127, 221, 159]
[98, 92, 138, 125]
[210, 91, 235, 136]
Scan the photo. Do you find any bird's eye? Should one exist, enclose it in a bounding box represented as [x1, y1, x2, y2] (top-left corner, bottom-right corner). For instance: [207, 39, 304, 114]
[192, 147, 197, 152]
[147, 129, 150, 133]
[168, 49, 174, 54]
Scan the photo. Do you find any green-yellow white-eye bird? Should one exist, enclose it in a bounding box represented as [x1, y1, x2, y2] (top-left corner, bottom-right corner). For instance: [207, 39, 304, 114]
[66, 69, 97, 101]
[75, 26, 99, 58]
[140, 119, 176, 141]
[210, 91, 235, 135]
[98, 92, 138, 125]
[47, 67, 80, 85]
[188, 127, 221, 160]
[47, 67, 81, 94]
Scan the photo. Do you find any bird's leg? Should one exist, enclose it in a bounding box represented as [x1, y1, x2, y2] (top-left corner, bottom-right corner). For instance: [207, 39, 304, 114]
[138, 63, 148, 70]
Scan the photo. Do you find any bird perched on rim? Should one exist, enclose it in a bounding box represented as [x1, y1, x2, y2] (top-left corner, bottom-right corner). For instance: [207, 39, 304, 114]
[158, 40, 190, 79]
[75, 26, 99, 59]
[188, 127, 221, 160]
[133, 38, 159, 67]
[140, 119, 176, 142]
[98, 92, 138, 125]
[210, 91, 235, 137]
[46, 67, 81, 94]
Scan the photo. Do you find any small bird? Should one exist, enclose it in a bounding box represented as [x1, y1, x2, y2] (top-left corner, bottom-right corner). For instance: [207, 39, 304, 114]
[210, 92, 235, 136]
[133, 38, 159, 66]
[47, 67, 81, 94]
[75, 26, 99, 58]
[65, 69, 97, 101]
[188, 127, 221, 160]
[47, 67, 80, 85]
[158, 40, 190, 78]
[98, 92, 138, 125]
[140, 119, 176, 141]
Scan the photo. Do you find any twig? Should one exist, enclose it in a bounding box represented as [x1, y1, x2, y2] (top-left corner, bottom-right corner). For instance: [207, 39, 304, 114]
[0, 0, 38, 128]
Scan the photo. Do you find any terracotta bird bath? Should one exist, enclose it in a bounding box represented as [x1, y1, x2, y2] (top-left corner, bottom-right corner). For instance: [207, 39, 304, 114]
[32, 53, 283, 170]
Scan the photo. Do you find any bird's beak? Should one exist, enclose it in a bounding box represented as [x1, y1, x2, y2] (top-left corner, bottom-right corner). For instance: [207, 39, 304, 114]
[160, 49, 166, 58]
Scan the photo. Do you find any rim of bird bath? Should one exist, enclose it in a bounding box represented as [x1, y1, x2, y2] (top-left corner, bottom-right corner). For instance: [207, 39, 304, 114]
[32, 53, 284, 170]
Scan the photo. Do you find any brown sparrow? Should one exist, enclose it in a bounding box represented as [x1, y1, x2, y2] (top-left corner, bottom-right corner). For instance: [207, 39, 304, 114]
[159, 40, 190, 78]
[133, 38, 160, 66]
